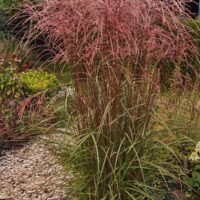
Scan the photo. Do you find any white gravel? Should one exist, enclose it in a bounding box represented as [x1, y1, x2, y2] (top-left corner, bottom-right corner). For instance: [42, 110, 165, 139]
[0, 138, 72, 200]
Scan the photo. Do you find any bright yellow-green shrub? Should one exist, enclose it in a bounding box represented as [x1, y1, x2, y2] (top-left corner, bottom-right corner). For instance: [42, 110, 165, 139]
[19, 69, 58, 93]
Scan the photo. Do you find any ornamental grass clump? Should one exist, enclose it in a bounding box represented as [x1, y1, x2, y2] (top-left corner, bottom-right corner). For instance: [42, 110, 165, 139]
[16, 0, 198, 199]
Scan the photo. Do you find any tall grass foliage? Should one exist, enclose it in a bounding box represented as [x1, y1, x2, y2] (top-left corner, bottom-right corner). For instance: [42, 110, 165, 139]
[16, 0, 198, 199]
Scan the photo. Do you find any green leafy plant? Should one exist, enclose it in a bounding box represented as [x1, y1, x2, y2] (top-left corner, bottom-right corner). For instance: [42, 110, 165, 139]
[185, 142, 200, 199]
[0, 64, 24, 103]
[0, 63, 22, 139]
[185, 168, 200, 199]
[19, 69, 58, 93]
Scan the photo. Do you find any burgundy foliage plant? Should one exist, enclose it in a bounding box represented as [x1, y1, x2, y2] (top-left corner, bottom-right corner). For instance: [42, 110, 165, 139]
[14, 1, 199, 198]
[15, 0, 198, 135]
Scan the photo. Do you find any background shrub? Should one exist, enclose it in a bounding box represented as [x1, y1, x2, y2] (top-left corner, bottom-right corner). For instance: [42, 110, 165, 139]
[186, 17, 200, 51]
[0, 56, 59, 141]
[19, 69, 58, 93]
[0, 61, 24, 103]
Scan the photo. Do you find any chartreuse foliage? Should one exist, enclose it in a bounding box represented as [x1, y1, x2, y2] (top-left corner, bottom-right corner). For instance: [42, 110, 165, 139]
[0, 63, 59, 103]
[19, 69, 58, 93]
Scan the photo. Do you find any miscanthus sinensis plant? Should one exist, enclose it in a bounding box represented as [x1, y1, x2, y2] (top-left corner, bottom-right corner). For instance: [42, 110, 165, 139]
[14, 0, 198, 199]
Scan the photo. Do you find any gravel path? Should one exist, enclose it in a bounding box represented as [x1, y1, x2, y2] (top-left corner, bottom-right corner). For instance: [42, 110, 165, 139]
[0, 138, 72, 200]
